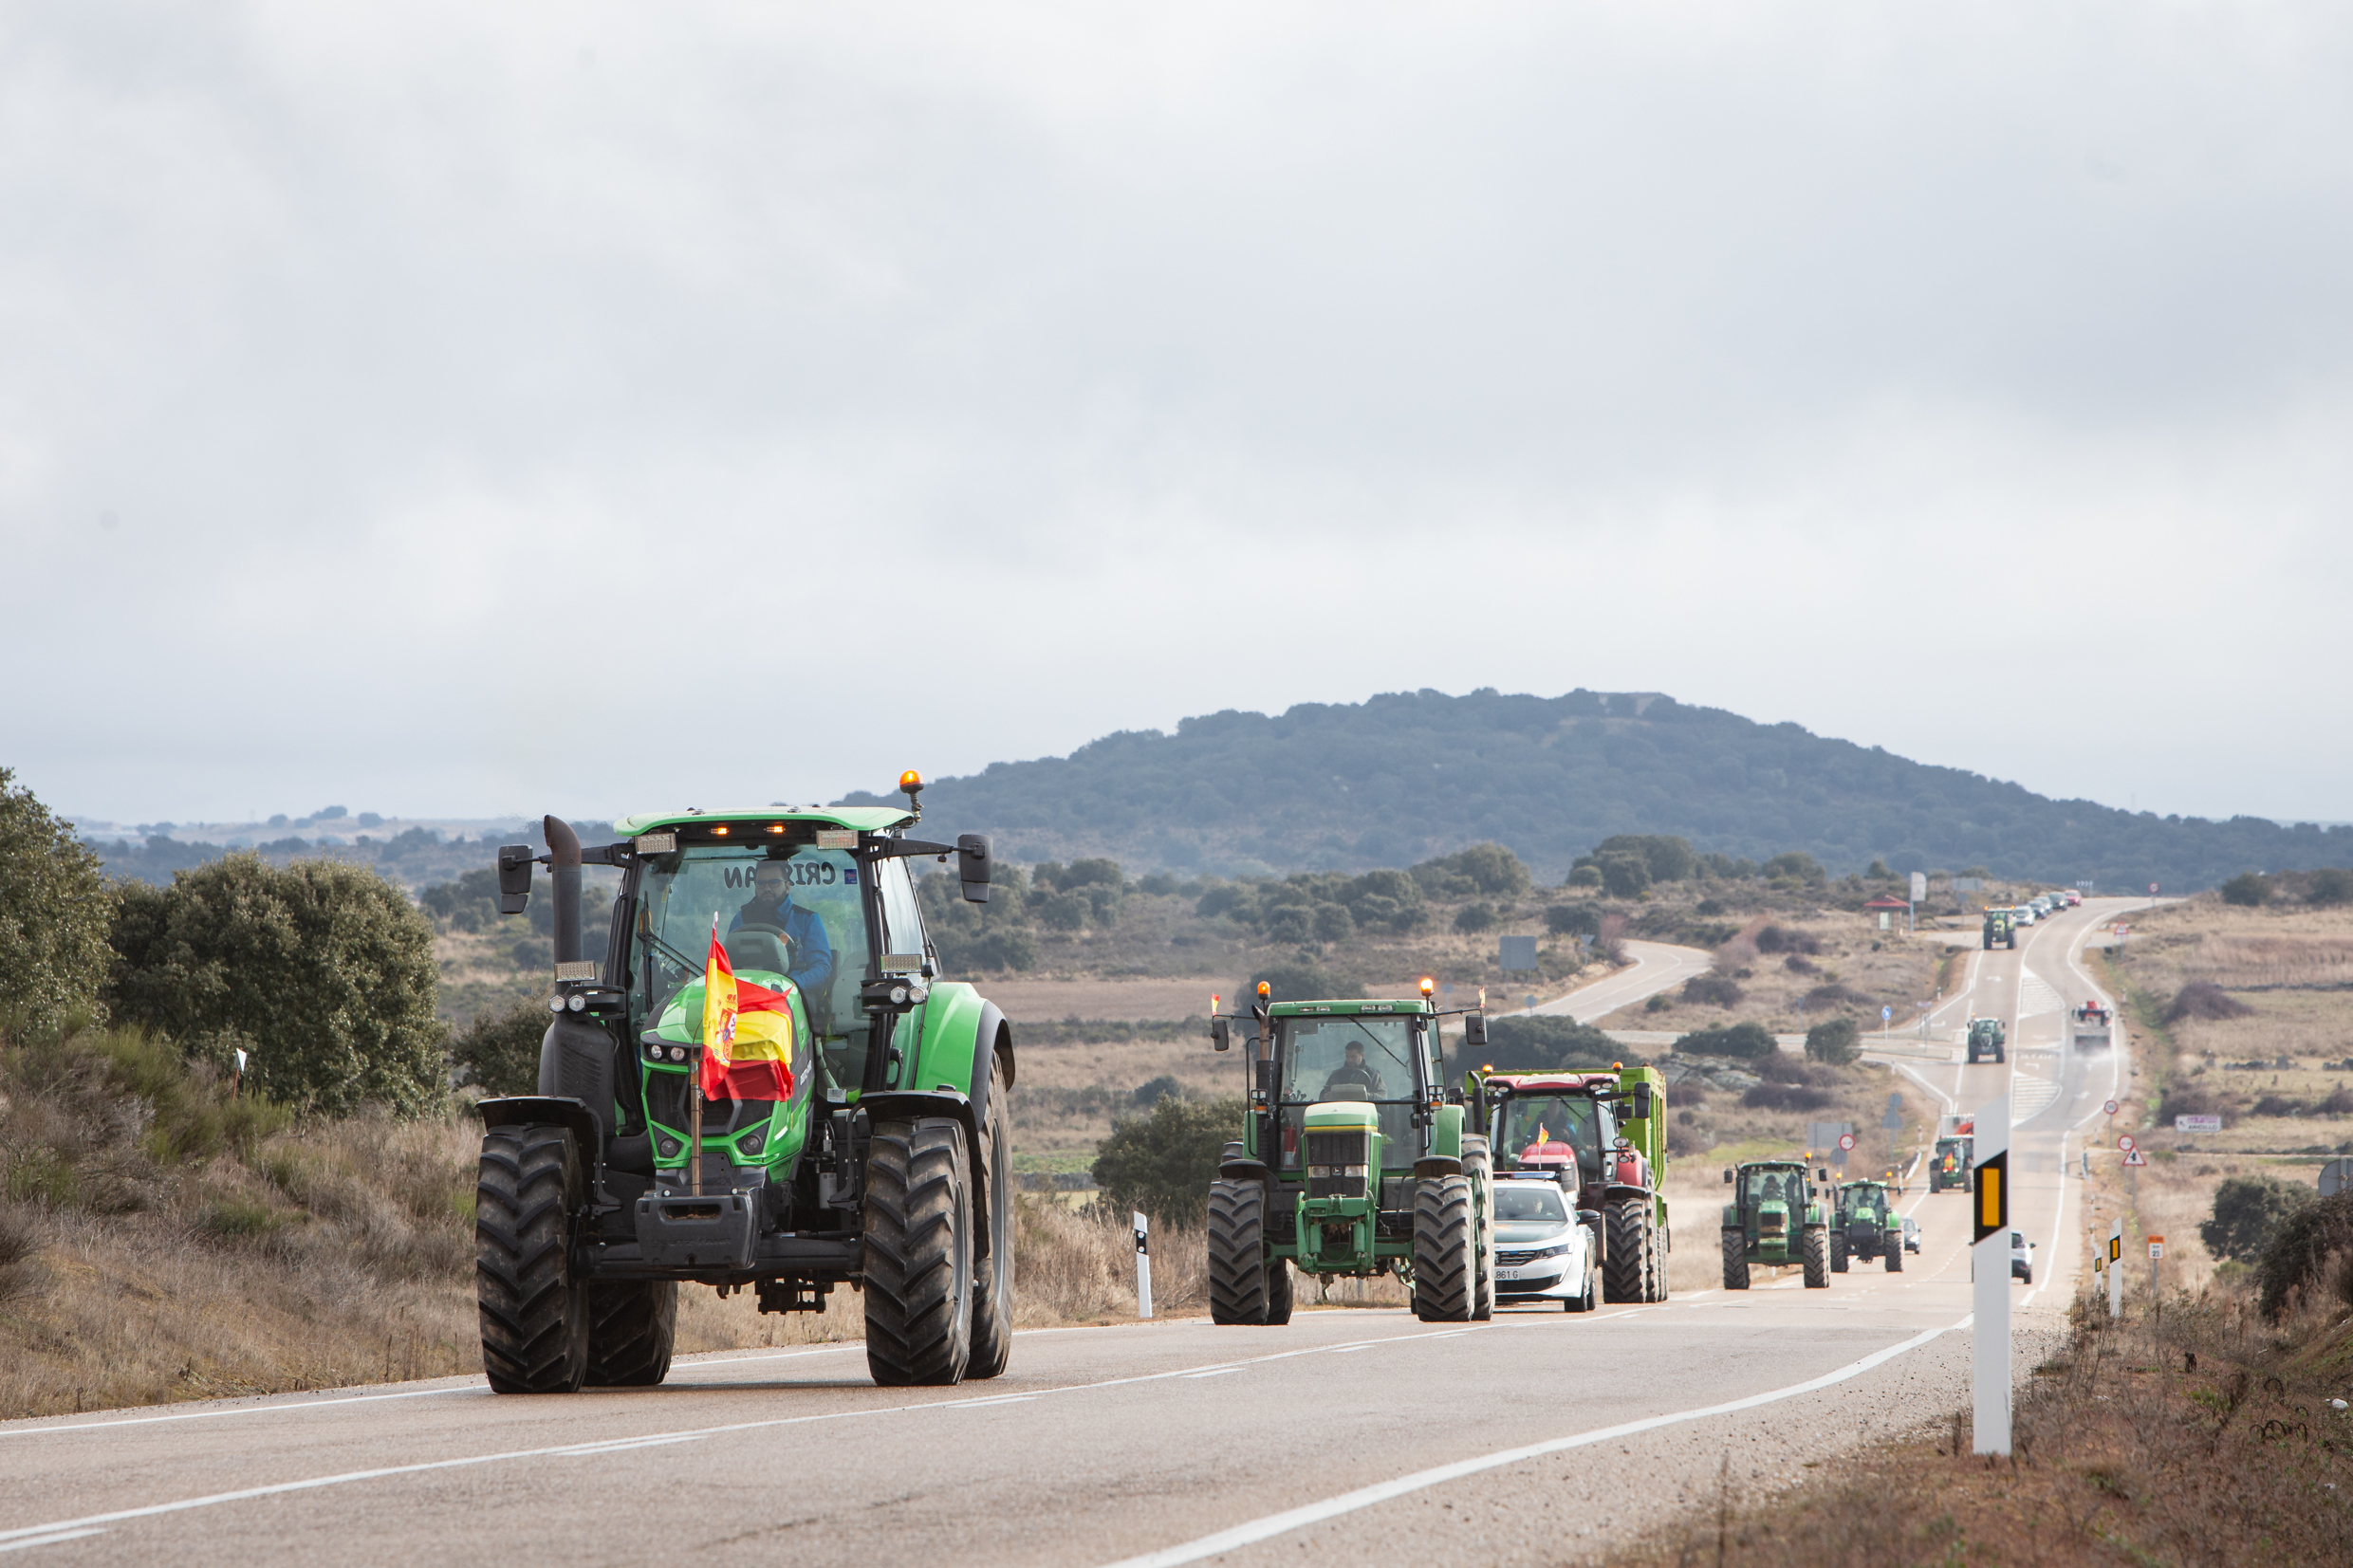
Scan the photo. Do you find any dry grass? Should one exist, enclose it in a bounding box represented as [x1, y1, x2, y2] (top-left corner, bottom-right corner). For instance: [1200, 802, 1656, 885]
[1591, 914, 1943, 1041]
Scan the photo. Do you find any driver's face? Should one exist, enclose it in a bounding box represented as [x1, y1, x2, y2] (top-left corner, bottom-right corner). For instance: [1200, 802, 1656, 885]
[1343, 1045, 1365, 1061]
[752, 867, 789, 903]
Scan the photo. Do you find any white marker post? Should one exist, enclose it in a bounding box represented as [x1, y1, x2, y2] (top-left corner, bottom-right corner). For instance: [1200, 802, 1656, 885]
[2106, 1217, 2123, 1318]
[1970, 1090, 2011, 1455]
[1133, 1211, 1153, 1319]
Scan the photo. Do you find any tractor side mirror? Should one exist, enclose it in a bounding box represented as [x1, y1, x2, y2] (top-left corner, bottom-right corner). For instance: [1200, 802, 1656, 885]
[496, 844, 534, 915]
[1722, 1167, 1734, 1185]
[1463, 1013, 1488, 1047]
[955, 834, 993, 903]
[1211, 1017, 1231, 1052]
[1632, 1084, 1655, 1121]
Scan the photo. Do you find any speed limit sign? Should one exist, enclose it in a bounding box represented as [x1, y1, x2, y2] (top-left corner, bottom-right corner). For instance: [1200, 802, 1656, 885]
[2118, 1134, 2137, 1153]
[2103, 1098, 2120, 1116]
[1839, 1133, 1857, 1151]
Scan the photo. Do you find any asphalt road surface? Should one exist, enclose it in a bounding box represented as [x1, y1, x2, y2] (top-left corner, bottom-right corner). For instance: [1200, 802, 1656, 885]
[0, 909, 2129, 1567]
[1510, 938, 1714, 1022]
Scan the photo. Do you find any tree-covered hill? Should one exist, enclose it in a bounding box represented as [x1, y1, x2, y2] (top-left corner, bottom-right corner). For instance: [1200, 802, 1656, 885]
[849, 688, 2347, 891]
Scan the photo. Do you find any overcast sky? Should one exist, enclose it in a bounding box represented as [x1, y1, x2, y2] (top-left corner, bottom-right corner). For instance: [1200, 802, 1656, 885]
[4, 2, 2347, 831]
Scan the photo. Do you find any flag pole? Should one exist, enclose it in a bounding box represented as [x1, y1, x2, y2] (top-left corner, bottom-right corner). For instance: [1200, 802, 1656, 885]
[689, 1071, 704, 1197]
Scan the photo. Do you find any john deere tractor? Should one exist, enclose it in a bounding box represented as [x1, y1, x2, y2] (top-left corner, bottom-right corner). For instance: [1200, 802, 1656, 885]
[1966, 1017, 2007, 1065]
[1829, 1177, 1903, 1273]
[1206, 987, 1494, 1324]
[1982, 910, 2016, 950]
[1474, 1064, 1671, 1303]
[472, 784, 1015, 1393]
[1721, 1159, 1828, 1289]
[1929, 1127, 1973, 1194]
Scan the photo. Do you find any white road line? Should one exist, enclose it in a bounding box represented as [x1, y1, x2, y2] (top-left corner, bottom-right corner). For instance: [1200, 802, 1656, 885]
[0, 1325, 1488, 1547]
[0, 1533, 105, 1555]
[0, 1384, 480, 1440]
[1094, 1318, 1971, 1568]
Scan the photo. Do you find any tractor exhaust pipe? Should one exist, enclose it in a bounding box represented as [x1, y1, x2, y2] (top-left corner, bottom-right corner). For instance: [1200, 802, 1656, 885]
[545, 815, 583, 967]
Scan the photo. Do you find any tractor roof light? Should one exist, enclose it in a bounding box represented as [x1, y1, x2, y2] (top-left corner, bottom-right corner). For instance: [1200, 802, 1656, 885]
[899, 769, 924, 793]
[1257, 982, 1270, 999]
[1418, 977, 1435, 998]
[712, 824, 729, 836]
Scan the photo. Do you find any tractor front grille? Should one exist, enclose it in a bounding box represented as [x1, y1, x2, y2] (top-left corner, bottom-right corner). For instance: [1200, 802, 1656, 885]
[1305, 1130, 1370, 1200]
[1759, 1212, 1787, 1233]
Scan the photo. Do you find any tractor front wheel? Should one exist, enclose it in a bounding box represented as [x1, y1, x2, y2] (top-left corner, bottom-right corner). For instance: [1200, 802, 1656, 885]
[1884, 1229, 1904, 1272]
[967, 1055, 1016, 1380]
[1412, 1175, 1474, 1321]
[1803, 1227, 1829, 1288]
[1721, 1228, 1750, 1291]
[585, 1281, 676, 1386]
[1207, 1179, 1270, 1324]
[863, 1119, 973, 1386]
[475, 1124, 589, 1394]
[1603, 1200, 1652, 1304]
[1830, 1233, 1849, 1273]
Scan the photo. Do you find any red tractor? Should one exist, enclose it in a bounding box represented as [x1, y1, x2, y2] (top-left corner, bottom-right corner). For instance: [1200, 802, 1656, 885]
[1472, 1066, 1670, 1303]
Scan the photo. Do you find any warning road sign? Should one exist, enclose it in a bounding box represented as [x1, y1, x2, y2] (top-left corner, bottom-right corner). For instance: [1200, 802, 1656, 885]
[2123, 1150, 2147, 1167]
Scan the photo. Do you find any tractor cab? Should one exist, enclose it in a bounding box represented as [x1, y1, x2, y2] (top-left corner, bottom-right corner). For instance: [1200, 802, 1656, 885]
[1487, 1076, 1625, 1188]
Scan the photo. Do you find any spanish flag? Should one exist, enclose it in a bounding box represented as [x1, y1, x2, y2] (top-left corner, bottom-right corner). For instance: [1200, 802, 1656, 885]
[701, 924, 796, 1101]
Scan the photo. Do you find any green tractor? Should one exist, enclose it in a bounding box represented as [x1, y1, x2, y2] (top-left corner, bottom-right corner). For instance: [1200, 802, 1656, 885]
[1929, 1132, 1973, 1194]
[1721, 1159, 1828, 1289]
[1829, 1177, 1904, 1273]
[1982, 910, 2017, 950]
[472, 784, 1016, 1393]
[1206, 987, 1495, 1323]
[1474, 1065, 1671, 1303]
[1966, 1016, 2007, 1064]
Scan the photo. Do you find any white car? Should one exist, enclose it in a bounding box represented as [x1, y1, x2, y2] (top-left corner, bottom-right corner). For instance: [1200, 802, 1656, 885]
[1491, 1174, 1599, 1312]
[2013, 904, 2038, 926]
[2010, 1230, 2034, 1284]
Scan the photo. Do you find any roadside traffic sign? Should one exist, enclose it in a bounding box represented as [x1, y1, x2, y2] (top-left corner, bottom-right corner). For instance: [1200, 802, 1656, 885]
[2123, 1150, 2147, 1167]
[2148, 1237, 2164, 1260]
[2117, 1134, 2136, 1152]
[2149, 883, 2159, 895]
[1839, 1133, 1857, 1151]
[2103, 1098, 2120, 1116]
[1881, 1005, 1893, 1024]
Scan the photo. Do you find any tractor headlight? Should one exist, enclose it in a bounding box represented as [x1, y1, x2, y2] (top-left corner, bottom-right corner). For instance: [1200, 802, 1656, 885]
[738, 1130, 765, 1155]
[566, 993, 586, 1012]
[890, 985, 909, 1005]
[669, 1046, 686, 1062]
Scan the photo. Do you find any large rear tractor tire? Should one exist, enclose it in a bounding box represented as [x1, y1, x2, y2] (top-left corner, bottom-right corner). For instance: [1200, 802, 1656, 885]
[862, 1119, 973, 1387]
[1803, 1227, 1829, 1289]
[1604, 1200, 1652, 1304]
[584, 1281, 676, 1386]
[1463, 1138, 1495, 1321]
[1208, 1179, 1270, 1324]
[966, 1056, 1015, 1380]
[1721, 1228, 1751, 1291]
[476, 1124, 590, 1394]
[1884, 1229, 1905, 1273]
[1412, 1175, 1474, 1322]
[1645, 1219, 1670, 1301]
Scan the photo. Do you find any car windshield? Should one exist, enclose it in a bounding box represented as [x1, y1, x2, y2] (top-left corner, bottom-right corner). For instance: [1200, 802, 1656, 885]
[1279, 1015, 1420, 1103]
[629, 842, 871, 1058]
[1494, 1184, 1569, 1224]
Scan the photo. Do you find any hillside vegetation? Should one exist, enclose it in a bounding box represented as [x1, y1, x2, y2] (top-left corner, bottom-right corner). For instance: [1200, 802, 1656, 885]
[844, 687, 2346, 890]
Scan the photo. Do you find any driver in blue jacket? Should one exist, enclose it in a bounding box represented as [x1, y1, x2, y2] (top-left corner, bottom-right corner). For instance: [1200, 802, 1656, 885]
[732, 858, 836, 1001]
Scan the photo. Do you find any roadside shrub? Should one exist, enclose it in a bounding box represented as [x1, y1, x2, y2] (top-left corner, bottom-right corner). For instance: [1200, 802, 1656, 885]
[2201, 1174, 2312, 1264]
[1090, 1095, 1244, 1225]
[2156, 1079, 2234, 1129]
[0, 768, 116, 1042]
[1596, 854, 1651, 898]
[1805, 1017, 1861, 1065]
[450, 999, 547, 1098]
[1743, 1081, 1834, 1112]
[1783, 953, 1818, 975]
[1471, 1016, 1629, 1079]
[104, 857, 446, 1116]
[1762, 852, 1826, 886]
[1311, 904, 1355, 943]
[1682, 974, 1744, 1007]
[1802, 983, 1869, 1010]
[1247, 963, 1353, 1004]
[1752, 924, 1823, 956]
[1453, 902, 1497, 933]
[1132, 1074, 1181, 1109]
[1545, 903, 1601, 938]
[1564, 865, 1603, 890]
[2219, 872, 2270, 907]
[1588, 834, 1697, 884]
[2307, 867, 2353, 906]
[1037, 891, 1094, 932]
[2254, 1189, 2353, 1319]
[1410, 843, 1531, 900]
[1675, 1021, 1776, 1060]
[2163, 981, 2254, 1024]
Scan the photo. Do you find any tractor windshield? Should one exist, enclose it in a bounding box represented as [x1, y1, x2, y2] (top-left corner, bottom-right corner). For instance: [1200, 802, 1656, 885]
[628, 842, 873, 1077]
[1499, 1093, 1605, 1184]
[1744, 1169, 1803, 1208]
[1278, 1016, 1420, 1105]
